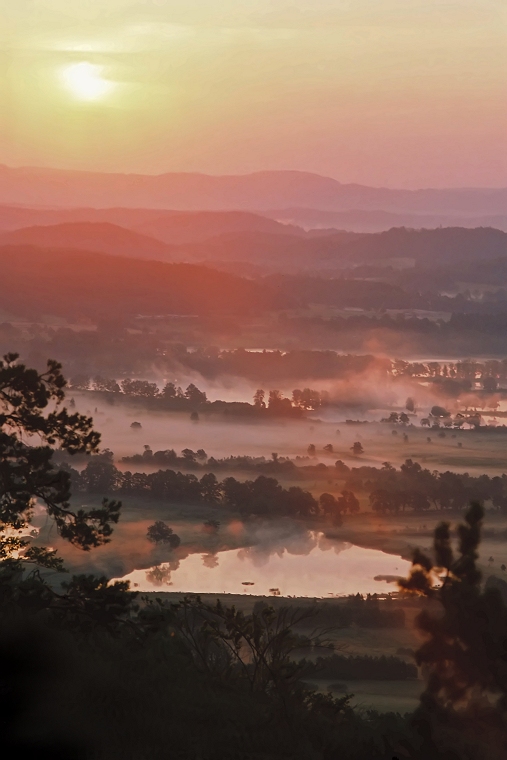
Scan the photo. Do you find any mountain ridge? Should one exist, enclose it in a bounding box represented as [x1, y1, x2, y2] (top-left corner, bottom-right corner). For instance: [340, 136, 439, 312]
[1, 165, 506, 214]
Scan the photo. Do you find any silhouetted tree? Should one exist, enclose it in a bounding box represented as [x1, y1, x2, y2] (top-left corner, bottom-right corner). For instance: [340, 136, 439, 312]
[146, 521, 180, 548]
[253, 389, 266, 408]
[185, 383, 207, 405]
[121, 379, 159, 398]
[400, 503, 507, 759]
[0, 353, 120, 557]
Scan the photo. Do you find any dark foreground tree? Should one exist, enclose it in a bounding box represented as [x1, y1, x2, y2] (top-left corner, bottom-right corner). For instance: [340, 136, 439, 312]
[399, 502, 507, 759]
[0, 354, 125, 754]
[0, 353, 121, 560]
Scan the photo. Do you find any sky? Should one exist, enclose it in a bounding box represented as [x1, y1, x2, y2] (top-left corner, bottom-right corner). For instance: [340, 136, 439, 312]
[0, 0, 506, 188]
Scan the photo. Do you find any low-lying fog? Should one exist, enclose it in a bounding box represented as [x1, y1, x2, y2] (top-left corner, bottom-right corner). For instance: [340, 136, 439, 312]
[53, 378, 507, 598]
[72, 392, 507, 477]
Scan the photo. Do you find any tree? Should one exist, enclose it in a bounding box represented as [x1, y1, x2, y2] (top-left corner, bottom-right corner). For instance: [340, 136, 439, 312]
[203, 519, 220, 534]
[200, 473, 222, 503]
[351, 442, 364, 456]
[185, 383, 207, 405]
[161, 382, 180, 401]
[121, 379, 159, 398]
[483, 376, 498, 392]
[0, 353, 121, 558]
[338, 490, 360, 514]
[146, 521, 181, 548]
[399, 503, 507, 759]
[253, 389, 266, 409]
[307, 444, 316, 456]
[93, 376, 120, 393]
[181, 448, 197, 462]
[267, 390, 293, 415]
[430, 405, 451, 419]
[82, 458, 120, 494]
[292, 388, 321, 410]
[319, 492, 338, 517]
[370, 489, 395, 515]
[406, 397, 415, 413]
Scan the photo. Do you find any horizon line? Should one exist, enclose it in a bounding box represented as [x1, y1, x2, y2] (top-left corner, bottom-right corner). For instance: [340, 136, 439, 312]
[1, 163, 506, 194]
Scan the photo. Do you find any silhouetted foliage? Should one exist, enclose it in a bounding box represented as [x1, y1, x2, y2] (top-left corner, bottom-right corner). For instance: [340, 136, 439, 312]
[146, 521, 181, 548]
[0, 354, 120, 556]
[399, 503, 507, 759]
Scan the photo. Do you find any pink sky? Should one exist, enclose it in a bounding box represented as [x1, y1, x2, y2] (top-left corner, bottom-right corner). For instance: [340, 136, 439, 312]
[1, 0, 506, 188]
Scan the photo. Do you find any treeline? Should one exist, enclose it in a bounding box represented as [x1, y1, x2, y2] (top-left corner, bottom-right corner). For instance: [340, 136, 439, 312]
[301, 654, 417, 681]
[302, 594, 406, 630]
[122, 447, 302, 478]
[68, 452, 507, 515]
[0, 325, 387, 383]
[62, 458, 339, 519]
[340, 459, 507, 513]
[179, 347, 385, 382]
[290, 311, 507, 341]
[393, 357, 507, 383]
[69, 377, 305, 418]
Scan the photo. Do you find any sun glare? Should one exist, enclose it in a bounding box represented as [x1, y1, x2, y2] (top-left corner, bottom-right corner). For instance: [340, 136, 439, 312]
[61, 62, 114, 101]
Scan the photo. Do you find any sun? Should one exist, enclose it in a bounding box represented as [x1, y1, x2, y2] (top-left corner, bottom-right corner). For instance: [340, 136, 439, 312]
[61, 62, 115, 101]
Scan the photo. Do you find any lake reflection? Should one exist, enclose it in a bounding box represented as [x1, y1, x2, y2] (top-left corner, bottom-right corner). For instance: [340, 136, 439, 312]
[120, 539, 412, 597]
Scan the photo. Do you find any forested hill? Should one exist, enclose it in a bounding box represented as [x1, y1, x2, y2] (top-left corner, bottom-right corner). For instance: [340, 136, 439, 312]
[0, 222, 175, 261]
[331, 226, 507, 266]
[0, 245, 281, 320]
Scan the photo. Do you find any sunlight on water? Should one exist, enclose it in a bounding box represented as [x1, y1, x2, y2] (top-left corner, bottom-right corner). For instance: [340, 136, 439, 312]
[119, 541, 411, 597]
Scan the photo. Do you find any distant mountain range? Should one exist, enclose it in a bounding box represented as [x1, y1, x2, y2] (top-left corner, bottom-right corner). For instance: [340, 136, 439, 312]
[1, 165, 506, 215]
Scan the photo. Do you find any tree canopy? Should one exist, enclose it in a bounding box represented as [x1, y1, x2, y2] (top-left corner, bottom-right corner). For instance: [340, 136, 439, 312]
[0, 353, 121, 563]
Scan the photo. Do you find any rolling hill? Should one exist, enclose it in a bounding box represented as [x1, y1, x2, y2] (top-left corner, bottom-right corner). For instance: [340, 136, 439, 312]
[1, 165, 506, 214]
[331, 227, 507, 266]
[0, 206, 307, 243]
[175, 230, 360, 266]
[0, 222, 175, 261]
[0, 246, 281, 320]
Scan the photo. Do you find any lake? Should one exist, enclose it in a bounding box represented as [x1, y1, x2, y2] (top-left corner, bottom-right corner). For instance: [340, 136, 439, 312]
[118, 538, 412, 597]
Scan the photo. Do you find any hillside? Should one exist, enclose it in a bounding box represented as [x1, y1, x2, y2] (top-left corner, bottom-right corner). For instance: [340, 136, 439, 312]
[0, 222, 175, 261]
[176, 230, 360, 265]
[264, 274, 424, 311]
[177, 227, 507, 270]
[0, 205, 306, 243]
[0, 246, 281, 320]
[1, 165, 506, 214]
[130, 210, 304, 244]
[333, 226, 507, 266]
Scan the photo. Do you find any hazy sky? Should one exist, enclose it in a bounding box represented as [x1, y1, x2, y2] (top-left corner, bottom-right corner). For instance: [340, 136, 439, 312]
[1, 0, 506, 187]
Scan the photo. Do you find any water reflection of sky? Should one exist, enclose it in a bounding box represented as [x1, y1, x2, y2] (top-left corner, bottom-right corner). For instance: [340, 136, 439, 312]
[120, 541, 411, 597]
